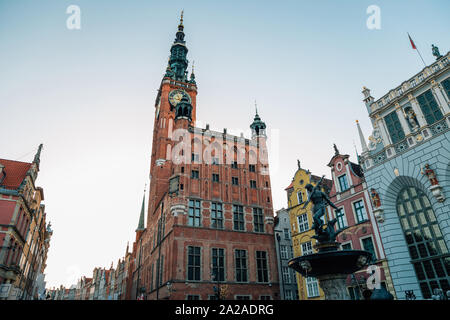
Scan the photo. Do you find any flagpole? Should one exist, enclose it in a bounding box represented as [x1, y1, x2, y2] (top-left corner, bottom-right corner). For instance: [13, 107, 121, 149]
[408, 32, 427, 67]
[416, 47, 427, 67]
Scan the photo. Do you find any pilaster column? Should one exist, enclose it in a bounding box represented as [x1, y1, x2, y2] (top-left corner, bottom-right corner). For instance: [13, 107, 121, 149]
[395, 103, 411, 136]
[375, 116, 392, 146]
[431, 81, 450, 114]
[408, 94, 427, 128]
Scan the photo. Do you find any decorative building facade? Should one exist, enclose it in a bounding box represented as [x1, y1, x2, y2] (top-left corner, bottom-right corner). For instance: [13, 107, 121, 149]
[0, 145, 53, 300]
[285, 163, 331, 300]
[133, 14, 280, 300]
[326, 144, 396, 299]
[274, 208, 298, 300]
[357, 50, 450, 299]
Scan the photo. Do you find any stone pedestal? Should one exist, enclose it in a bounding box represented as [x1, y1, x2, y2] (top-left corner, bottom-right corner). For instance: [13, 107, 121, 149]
[430, 184, 445, 202]
[317, 274, 351, 300]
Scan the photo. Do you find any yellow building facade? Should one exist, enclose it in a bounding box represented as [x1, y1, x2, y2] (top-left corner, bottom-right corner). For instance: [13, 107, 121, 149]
[285, 165, 332, 300]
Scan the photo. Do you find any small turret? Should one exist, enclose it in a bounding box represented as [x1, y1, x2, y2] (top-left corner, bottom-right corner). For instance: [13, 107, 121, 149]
[250, 103, 266, 138]
[362, 86, 374, 114]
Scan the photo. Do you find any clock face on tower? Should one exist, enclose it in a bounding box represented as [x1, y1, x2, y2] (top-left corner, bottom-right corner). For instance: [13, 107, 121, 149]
[168, 89, 191, 106]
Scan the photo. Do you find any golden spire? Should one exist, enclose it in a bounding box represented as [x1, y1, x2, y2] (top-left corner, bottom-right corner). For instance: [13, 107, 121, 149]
[180, 10, 184, 26]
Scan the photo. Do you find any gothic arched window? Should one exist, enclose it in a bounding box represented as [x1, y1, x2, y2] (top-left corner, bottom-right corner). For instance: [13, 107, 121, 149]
[396, 186, 449, 298]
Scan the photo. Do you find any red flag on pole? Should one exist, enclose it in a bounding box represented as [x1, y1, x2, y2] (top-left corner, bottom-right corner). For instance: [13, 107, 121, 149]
[408, 33, 417, 50]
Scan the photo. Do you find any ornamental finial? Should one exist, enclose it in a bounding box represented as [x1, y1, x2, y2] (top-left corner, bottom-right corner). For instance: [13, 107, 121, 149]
[180, 10, 184, 26]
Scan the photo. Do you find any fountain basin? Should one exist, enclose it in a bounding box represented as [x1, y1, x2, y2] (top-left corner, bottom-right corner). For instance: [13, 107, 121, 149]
[288, 249, 372, 278]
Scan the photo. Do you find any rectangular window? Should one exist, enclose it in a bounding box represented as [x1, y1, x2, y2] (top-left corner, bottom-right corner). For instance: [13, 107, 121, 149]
[231, 161, 238, 169]
[249, 164, 256, 172]
[285, 290, 293, 300]
[280, 245, 288, 259]
[297, 191, 303, 204]
[338, 174, 349, 192]
[250, 180, 257, 189]
[362, 237, 377, 262]
[191, 170, 199, 179]
[256, 251, 269, 283]
[253, 208, 264, 232]
[212, 173, 220, 182]
[233, 205, 245, 231]
[188, 200, 201, 227]
[260, 295, 271, 300]
[191, 153, 200, 163]
[301, 241, 313, 255]
[306, 277, 320, 298]
[211, 248, 225, 282]
[232, 177, 239, 185]
[187, 246, 201, 281]
[187, 295, 200, 300]
[335, 208, 347, 229]
[211, 202, 223, 229]
[235, 250, 248, 282]
[236, 295, 251, 300]
[417, 89, 444, 125]
[284, 228, 290, 240]
[353, 200, 368, 223]
[289, 246, 294, 259]
[282, 266, 291, 284]
[384, 110, 406, 144]
[341, 243, 352, 250]
[297, 214, 309, 233]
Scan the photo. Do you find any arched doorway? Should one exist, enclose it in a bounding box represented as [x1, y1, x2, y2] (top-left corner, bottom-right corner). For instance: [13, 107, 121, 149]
[396, 186, 450, 298]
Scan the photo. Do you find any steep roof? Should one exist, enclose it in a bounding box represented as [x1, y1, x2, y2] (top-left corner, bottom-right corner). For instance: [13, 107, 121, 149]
[350, 161, 364, 178]
[0, 159, 32, 190]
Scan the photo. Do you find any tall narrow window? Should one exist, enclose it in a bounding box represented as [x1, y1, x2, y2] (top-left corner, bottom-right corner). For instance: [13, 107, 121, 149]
[211, 202, 223, 229]
[232, 177, 239, 185]
[187, 246, 201, 281]
[417, 90, 444, 125]
[212, 173, 220, 182]
[338, 174, 349, 192]
[284, 228, 290, 240]
[280, 245, 288, 259]
[282, 266, 291, 284]
[235, 249, 248, 282]
[297, 191, 303, 204]
[353, 200, 368, 223]
[250, 180, 257, 189]
[361, 237, 376, 262]
[384, 110, 406, 144]
[335, 208, 347, 229]
[256, 251, 269, 283]
[211, 248, 225, 282]
[306, 277, 320, 298]
[249, 164, 256, 172]
[397, 186, 449, 299]
[233, 205, 245, 231]
[253, 208, 264, 232]
[188, 200, 201, 227]
[231, 161, 238, 169]
[159, 255, 164, 286]
[442, 77, 450, 99]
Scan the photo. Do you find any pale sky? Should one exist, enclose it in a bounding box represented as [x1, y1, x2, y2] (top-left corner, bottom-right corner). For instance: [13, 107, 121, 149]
[0, 0, 448, 288]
